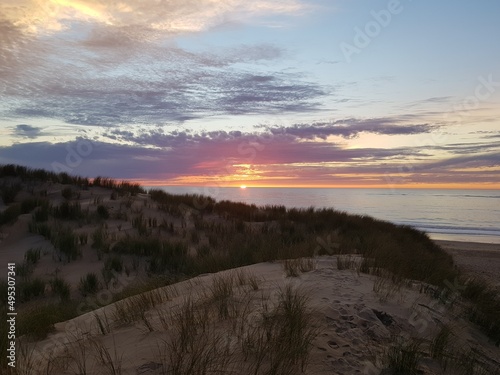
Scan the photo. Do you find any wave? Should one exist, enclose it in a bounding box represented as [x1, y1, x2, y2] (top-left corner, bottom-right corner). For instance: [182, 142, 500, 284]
[396, 221, 500, 237]
[368, 193, 500, 199]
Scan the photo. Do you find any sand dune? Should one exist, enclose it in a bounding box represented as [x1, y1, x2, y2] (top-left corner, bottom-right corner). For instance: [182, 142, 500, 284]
[1, 169, 499, 374]
[16, 257, 500, 374]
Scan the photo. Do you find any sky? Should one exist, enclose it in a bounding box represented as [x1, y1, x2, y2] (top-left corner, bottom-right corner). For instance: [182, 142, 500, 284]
[1, 0, 499, 188]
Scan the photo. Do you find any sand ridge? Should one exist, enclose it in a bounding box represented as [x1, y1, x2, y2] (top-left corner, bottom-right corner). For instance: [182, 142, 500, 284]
[18, 257, 500, 375]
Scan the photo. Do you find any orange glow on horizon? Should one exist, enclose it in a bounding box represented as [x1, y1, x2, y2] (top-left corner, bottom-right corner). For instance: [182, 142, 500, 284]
[130, 178, 499, 190]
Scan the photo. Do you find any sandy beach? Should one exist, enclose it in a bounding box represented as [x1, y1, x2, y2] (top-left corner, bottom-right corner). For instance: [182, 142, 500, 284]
[436, 240, 500, 289]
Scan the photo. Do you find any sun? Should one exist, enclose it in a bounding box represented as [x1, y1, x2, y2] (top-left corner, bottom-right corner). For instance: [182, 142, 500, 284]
[240, 185, 247, 189]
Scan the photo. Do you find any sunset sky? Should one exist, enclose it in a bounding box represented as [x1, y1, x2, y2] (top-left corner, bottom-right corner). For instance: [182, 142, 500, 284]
[1, 0, 499, 188]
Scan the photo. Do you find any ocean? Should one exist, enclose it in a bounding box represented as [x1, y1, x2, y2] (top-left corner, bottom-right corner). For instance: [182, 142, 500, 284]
[148, 187, 500, 244]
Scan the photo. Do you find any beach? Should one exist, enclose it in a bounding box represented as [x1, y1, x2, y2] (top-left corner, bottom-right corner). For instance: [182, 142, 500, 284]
[436, 240, 500, 289]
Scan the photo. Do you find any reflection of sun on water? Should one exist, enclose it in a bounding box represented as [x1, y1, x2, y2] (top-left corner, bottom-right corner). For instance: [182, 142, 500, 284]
[240, 185, 247, 189]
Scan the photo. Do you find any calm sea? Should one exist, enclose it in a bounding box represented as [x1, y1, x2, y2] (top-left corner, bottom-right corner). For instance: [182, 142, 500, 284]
[147, 187, 500, 244]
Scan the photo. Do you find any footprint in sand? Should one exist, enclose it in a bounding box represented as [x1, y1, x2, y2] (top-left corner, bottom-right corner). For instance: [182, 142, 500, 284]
[327, 340, 339, 349]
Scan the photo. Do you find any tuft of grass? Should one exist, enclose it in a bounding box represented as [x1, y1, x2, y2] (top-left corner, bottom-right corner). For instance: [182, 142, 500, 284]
[1, 182, 21, 204]
[19, 277, 46, 302]
[92, 338, 123, 375]
[243, 284, 317, 374]
[93, 310, 111, 336]
[25, 247, 41, 265]
[209, 273, 235, 319]
[159, 297, 232, 375]
[61, 186, 73, 200]
[282, 258, 315, 277]
[0, 203, 21, 225]
[384, 337, 422, 375]
[248, 273, 261, 291]
[104, 255, 123, 274]
[79, 272, 100, 297]
[460, 277, 500, 345]
[15, 338, 41, 375]
[50, 276, 71, 301]
[53, 226, 80, 261]
[430, 324, 452, 363]
[16, 261, 34, 280]
[235, 269, 248, 286]
[92, 225, 110, 255]
[359, 257, 372, 274]
[373, 272, 405, 302]
[336, 254, 359, 271]
[17, 301, 78, 340]
[51, 201, 85, 220]
[29, 221, 52, 238]
[113, 288, 168, 326]
[32, 200, 50, 222]
[65, 331, 92, 375]
[96, 204, 110, 219]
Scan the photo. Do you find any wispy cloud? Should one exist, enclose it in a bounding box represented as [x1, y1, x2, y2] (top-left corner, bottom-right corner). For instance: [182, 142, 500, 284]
[3, 66, 325, 126]
[0, 0, 321, 127]
[1, 123, 498, 187]
[266, 118, 436, 139]
[2, 0, 308, 36]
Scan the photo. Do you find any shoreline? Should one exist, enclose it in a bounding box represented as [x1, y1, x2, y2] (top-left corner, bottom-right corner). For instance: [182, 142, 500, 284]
[434, 239, 500, 252]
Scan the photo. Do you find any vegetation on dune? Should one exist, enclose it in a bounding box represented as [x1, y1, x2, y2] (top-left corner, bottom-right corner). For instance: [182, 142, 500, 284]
[0, 164, 144, 195]
[1, 163, 499, 373]
[16, 302, 79, 340]
[79, 272, 100, 296]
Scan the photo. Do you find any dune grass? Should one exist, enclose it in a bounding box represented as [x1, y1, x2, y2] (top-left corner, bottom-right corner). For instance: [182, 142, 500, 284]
[208, 273, 236, 319]
[17, 301, 79, 340]
[159, 296, 233, 375]
[2, 164, 499, 352]
[79, 272, 100, 297]
[461, 278, 500, 345]
[241, 284, 318, 374]
[282, 258, 316, 277]
[91, 338, 123, 375]
[383, 336, 423, 375]
[153, 282, 316, 375]
[430, 324, 453, 363]
[112, 287, 169, 326]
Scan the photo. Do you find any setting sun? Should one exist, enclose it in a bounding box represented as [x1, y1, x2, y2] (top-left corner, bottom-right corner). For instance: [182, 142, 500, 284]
[240, 185, 247, 189]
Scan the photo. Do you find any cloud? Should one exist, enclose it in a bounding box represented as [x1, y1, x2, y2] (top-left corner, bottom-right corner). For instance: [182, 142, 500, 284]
[420, 141, 500, 155]
[1, 0, 308, 36]
[100, 115, 437, 150]
[0, 8, 324, 126]
[417, 153, 500, 171]
[481, 134, 500, 140]
[13, 124, 43, 139]
[0, 0, 323, 127]
[1, 129, 498, 186]
[2, 66, 325, 126]
[266, 118, 436, 139]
